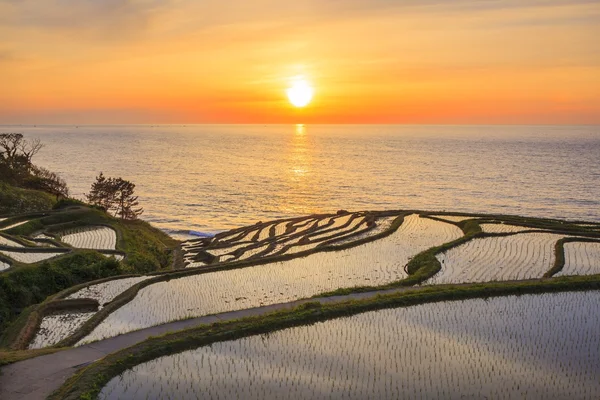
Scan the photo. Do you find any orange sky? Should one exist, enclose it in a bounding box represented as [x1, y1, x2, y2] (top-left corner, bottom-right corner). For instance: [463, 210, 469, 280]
[1, 0, 599, 124]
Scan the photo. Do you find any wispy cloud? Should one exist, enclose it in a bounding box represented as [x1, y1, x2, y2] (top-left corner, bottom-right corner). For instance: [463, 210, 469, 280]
[1, 0, 167, 38]
[0, 0, 598, 123]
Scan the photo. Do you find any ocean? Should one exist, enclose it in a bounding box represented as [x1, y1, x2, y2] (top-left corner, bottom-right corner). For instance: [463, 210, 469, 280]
[5, 124, 599, 238]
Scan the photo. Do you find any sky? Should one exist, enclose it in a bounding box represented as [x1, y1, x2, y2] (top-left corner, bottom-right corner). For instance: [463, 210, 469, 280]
[1, 0, 599, 124]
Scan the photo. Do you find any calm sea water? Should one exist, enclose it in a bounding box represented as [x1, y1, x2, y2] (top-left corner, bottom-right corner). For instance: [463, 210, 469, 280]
[4, 124, 599, 237]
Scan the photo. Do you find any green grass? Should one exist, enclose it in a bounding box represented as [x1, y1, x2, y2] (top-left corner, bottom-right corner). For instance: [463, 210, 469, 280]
[0, 183, 56, 216]
[49, 275, 600, 400]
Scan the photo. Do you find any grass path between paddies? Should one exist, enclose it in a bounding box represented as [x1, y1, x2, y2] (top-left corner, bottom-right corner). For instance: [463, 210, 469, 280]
[0, 285, 424, 400]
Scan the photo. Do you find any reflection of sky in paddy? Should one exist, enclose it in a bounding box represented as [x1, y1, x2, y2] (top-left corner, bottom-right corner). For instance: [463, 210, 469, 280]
[100, 291, 600, 399]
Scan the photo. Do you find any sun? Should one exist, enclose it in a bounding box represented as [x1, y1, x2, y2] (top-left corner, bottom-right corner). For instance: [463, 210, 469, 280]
[286, 77, 314, 107]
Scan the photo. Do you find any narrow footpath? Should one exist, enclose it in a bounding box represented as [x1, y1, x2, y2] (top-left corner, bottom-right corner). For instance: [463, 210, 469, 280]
[0, 286, 415, 400]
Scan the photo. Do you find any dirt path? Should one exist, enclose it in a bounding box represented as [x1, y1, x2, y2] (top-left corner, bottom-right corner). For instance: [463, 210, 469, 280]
[0, 286, 415, 400]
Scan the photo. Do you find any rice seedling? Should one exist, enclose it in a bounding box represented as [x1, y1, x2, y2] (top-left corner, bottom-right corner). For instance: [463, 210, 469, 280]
[79, 215, 462, 343]
[479, 223, 533, 233]
[427, 233, 566, 285]
[98, 291, 600, 400]
[556, 241, 600, 276]
[0, 250, 65, 264]
[28, 311, 95, 349]
[0, 235, 23, 247]
[60, 226, 117, 250]
[67, 276, 151, 307]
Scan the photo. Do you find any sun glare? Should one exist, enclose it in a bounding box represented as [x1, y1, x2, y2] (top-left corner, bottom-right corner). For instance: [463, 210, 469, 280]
[287, 77, 314, 108]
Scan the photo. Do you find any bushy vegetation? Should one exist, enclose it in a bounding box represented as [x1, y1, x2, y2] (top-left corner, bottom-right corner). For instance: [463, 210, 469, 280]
[0, 252, 121, 346]
[0, 205, 178, 346]
[0, 133, 68, 204]
[0, 182, 56, 215]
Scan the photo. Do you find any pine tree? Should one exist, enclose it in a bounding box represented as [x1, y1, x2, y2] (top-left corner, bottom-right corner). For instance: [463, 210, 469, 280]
[86, 173, 143, 220]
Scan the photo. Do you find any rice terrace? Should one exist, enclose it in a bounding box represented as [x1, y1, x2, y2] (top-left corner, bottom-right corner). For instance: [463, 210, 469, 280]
[1, 206, 599, 399]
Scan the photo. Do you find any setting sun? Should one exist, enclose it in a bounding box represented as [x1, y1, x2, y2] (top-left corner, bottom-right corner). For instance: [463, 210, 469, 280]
[286, 77, 314, 108]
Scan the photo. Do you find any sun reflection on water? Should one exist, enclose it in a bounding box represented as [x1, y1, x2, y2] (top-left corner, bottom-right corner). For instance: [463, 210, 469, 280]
[283, 124, 318, 215]
[290, 124, 309, 178]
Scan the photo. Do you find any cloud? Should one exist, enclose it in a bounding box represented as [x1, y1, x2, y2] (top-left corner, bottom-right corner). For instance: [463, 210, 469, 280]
[2, 0, 597, 40]
[0, 0, 168, 39]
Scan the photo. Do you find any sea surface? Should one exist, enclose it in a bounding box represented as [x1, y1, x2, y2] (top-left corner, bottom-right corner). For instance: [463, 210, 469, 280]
[4, 124, 599, 237]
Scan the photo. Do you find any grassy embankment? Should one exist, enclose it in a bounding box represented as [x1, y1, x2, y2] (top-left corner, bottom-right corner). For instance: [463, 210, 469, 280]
[50, 274, 600, 400]
[0, 189, 179, 362]
[0, 182, 55, 216]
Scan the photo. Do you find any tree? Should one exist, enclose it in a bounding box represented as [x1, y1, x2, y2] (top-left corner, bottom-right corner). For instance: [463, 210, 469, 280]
[113, 178, 143, 220]
[0, 133, 45, 185]
[26, 166, 70, 199]
[85, 172, 114, 211]
[86, 173, 143, 220]
[0, 133, 43, 170]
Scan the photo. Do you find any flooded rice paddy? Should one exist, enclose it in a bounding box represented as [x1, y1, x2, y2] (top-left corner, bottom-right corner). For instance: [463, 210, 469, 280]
[99, 291, 600, 400]
[427, 233, 566, 284]
[557, 241, 600, 277]
[0, 250, 65, 264]
[29, 311, 95, 349]
[78, 215, 462, 343]
[182, 212, 377, 267]
[60, 226, 117, 250]
[27, 276, 152, 348]
[0, 235, 23, 247]
[67, 276, 152, 306]
[479, 223, 534, 234]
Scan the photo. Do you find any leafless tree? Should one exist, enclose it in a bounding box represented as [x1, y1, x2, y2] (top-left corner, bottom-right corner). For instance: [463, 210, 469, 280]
[0, 133, 43, 168]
